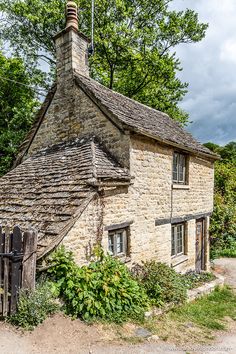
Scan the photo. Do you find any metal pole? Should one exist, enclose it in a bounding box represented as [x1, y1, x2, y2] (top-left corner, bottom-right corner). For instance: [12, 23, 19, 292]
[91, 0, 94, 53]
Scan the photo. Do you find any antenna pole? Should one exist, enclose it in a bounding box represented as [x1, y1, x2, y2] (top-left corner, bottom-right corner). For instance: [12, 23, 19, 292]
[91, 0, 94, 53]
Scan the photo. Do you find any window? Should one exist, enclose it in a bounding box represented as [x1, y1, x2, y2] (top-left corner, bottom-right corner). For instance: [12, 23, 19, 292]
[173, 152, 186, 184]
[171, 223, 185, 257]
[108, 229, 128, 257]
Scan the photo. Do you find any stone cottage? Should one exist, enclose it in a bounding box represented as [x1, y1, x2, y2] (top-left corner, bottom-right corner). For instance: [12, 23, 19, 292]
[0, 2, 219, 272]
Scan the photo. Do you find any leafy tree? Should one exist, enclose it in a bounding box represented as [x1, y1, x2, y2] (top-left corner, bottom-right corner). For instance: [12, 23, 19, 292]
[220, 142, 236, 163]
[204, 142, 236, 256]
[0, 52, 39, 176]
[0, 0, 208, 124]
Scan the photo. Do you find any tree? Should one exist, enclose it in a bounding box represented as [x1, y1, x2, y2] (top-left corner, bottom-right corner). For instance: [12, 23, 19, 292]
[0, 0, 208, 124]
[204, 142, 236, 256]
[0, 52, 39, 176]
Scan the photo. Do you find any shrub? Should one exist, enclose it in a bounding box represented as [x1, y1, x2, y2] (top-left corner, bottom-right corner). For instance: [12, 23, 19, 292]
[9, 281, 60, 330]
[132, 261, 187, 306]
[182, 271, 216, 290]
[46, 247, 149, 323]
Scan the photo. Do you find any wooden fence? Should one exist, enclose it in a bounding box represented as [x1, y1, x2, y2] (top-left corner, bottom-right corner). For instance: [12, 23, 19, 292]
[0, 225, 37, 316]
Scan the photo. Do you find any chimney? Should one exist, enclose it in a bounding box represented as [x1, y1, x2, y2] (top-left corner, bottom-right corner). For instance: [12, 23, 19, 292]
[54, 1, 90, 85]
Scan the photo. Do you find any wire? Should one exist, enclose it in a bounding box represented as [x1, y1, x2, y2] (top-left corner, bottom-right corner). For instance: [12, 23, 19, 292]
[0, 75, 47, 96]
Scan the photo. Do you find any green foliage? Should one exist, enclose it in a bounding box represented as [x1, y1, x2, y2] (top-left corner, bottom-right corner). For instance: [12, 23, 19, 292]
[204, 142, 236, 258]
[181, 271, 216, 290]
[9, 281, 60, 330]
[0, 0, 208, 124]
[0, 51, 39, 176]
[170, 286, 236, 330]
[132, 261, 187, 306]
[46, 247, 149, 323]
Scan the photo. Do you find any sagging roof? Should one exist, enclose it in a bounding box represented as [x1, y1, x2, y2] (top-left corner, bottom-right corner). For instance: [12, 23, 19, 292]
[75, 74, 219, 160]
[0, 137, 130, 259]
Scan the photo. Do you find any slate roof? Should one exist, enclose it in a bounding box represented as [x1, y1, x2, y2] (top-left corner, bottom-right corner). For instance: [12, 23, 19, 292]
[75, 74, 219, 160]
[0, 137, 130, 259]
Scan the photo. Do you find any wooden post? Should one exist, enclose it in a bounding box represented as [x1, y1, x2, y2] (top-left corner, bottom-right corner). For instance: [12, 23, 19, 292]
[10, 226, 23, 314]
[22, 230, 38, 291]
[0, 226, 3, 315]
[3, 226, 10, 316]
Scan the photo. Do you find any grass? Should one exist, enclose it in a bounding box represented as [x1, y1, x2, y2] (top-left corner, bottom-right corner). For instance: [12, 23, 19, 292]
[169, 286, 236, 330]
[143, 286, 236, 345]
[96, 286, 236, 346]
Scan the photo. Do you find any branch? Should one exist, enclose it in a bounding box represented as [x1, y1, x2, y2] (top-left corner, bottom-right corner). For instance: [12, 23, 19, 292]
[128, 72, 150, 97]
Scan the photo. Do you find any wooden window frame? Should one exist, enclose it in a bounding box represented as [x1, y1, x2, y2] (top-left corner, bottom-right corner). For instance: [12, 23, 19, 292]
[173, 152, 187, 184]
[108, 228, 128, 257]
[171, 223, 185, 257]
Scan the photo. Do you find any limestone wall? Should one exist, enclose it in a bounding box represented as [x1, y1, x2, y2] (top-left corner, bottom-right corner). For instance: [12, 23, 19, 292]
[172, 156, 214, 217]
[62, 134, 214, 271]
[101, 135, 214, 271]
[27, 85, 130, 167]
[62, 195, 102, 265]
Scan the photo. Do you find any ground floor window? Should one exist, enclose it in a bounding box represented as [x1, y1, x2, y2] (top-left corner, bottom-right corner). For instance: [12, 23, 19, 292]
[171, 223, 185, 257]
[108, 229, 128, 256]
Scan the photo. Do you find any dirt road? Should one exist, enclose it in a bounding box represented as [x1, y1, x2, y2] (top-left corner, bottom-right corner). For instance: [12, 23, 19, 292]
[0, 258, 236, 354]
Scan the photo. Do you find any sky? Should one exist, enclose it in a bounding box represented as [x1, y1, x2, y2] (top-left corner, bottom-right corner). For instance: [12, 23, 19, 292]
[171, 0, 236, 145]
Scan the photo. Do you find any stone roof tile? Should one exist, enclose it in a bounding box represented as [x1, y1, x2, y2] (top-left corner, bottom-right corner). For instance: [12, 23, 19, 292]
[75, 74, 219, 160]
[0, 137, 130, 259]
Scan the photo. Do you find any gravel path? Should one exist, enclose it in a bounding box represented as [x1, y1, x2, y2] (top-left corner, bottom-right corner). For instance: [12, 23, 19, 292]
[213, 258, 236, 290]
[0, 258, 236, 354]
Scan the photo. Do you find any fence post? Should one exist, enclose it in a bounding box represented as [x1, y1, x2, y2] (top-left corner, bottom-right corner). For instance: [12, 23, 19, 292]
[10, 226, 23, 314]
[3, 226, 10, 316]
[22, 230, 38, 291]
[0, 226, 3, 315]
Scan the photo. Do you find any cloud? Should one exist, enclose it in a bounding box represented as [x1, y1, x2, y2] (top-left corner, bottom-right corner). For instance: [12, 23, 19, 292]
[171, 0, 236, 145]
[220, 39, 236, 64]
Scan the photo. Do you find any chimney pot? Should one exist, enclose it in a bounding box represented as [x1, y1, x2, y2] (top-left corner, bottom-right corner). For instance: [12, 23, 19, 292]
[66, 1, 78, 30]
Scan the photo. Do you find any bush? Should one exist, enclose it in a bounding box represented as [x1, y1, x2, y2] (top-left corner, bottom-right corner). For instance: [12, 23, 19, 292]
[9, 281, 60, 330]
[132, 261, 187, 306]
[46, 247, 149, 323]
[182, 271, 216, 290]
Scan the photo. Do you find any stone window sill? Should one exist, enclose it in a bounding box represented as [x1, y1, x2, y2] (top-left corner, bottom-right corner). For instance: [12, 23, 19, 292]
[115, 255, 131, 264]
[171, 254, 188, 267]
[172, 184, 190, 190]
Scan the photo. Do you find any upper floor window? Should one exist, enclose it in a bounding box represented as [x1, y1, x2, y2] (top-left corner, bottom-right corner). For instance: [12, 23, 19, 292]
[108, 228, 128, 257]
[173, 152, 186, 184]
[171, 223, 185, 257]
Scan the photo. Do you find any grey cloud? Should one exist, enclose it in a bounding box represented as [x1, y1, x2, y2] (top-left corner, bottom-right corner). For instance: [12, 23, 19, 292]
[171, 0, 236, 145]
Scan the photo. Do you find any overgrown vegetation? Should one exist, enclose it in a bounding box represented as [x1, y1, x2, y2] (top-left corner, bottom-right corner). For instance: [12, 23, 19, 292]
[132, 261, 187, 306]
[204, 142, 236, 258]
[45, 247, 149, 323]
[181, 271, 216, 290]
[9, 281, 60, 330]
[8, 248, 220, 330]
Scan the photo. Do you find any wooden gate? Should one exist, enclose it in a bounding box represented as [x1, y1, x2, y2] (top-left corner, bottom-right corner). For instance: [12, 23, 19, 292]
[0, 225, 37, 316]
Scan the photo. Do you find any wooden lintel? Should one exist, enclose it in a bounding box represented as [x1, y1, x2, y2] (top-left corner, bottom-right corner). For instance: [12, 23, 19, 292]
[105, 220, 134, 231]
[155, 212, 212, 226]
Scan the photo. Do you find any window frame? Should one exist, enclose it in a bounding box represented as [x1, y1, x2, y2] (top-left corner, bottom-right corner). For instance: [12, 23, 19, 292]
[108, 228, 128, 257]
[171, 223, 185, 257]
[173, 152, 187, 184]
